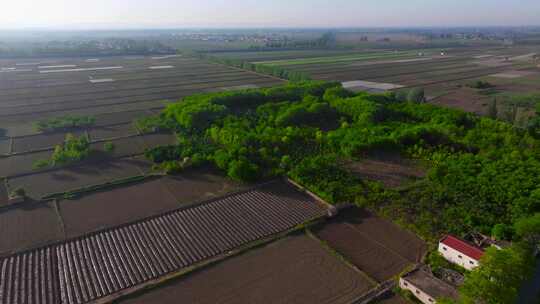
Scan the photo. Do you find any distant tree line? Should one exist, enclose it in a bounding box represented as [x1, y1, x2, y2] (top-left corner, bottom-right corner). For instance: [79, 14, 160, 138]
[0, 39, 175, 58]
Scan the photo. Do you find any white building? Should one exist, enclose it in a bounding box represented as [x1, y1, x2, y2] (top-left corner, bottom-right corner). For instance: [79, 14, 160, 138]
[400, 269, 458, 304]
[438, 235, 485, 270]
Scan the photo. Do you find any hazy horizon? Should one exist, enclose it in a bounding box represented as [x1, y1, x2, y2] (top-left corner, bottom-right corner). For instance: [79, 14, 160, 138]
[1, 0, 540, 30]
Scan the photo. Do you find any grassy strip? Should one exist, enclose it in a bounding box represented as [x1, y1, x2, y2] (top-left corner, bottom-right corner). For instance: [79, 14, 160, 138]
[41, 174, 160, 201]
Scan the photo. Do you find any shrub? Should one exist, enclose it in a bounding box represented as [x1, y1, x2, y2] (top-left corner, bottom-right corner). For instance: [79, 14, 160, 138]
[10, 188, 26, 198]
[35, 116, 95, 132]
[407, 88, 426, 103]
[104, 142, 115, 152]
[33, 159, 50, 169]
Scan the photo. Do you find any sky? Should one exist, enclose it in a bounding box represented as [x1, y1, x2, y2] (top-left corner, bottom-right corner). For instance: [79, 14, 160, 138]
[1, 0, 540, 30]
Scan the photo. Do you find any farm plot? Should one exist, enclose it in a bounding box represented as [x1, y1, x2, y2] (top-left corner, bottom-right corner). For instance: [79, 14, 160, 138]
[11, 130, 85, 154]
[0, 201, 63, 256]
[119, 234, 374, 304]
[375, 293, 409, 304]
[0, 138, 10, 155]
[0, 180, 329, 304]
[93, 109, 154, 126]
[313, 220, 410, 282]
[88, 123, 138, 140]
[347, 152, 426, 188]
[0, 150, 52, 178]
[7, 157, 149, 199]
[140, 132, 177, 149]
[334, 208, 427, 263]
[160, 167, 247, 204]
[430, 87, 492, 114]
[59, 178, 180, 238]
[0, 182, 8, 207]
[90, 135, 146, 158]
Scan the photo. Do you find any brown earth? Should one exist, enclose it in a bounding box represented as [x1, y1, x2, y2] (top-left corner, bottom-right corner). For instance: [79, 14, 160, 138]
[88, 123, 138, 140]
[0, 182, 8, 207]
[0, 138, 10, 155]
[120, 234, 374, 304]
[348, 152, 425, 188]
[0, 150, 52, 177]
[11, 130, 84, 153]
[314, 221, 411, 282]
[161, 167, 247, 204]
[335, 208, 427, 263]
[59, 177, 180, 238]
[431, 87, 490, 115]
[376, 292, 410, 304]
[140, 132, 177, 149]
[7, 157, 149, 199]
[0, 201, 63, 256]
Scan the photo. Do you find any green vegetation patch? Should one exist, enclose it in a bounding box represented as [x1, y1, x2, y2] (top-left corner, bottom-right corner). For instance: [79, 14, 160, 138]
[138, 81, 540, 247]
[35, 115, 96, 132]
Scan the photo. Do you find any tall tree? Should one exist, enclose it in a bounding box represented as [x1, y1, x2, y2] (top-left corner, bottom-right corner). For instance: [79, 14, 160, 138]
[487, 98, 498, 119]
[460, 245, 535, 304]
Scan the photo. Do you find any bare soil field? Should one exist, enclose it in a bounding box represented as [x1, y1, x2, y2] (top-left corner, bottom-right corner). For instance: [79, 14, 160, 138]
[119, 234, 374, 304]
[0, 150, 52, 177]
[333, 208, 427, 263]
[140, 132, 177, 149]
[0, 182, 8, 207]
[93, 109, 154, 126]
[314, 220, 410, 282]
[375, 293, 409, 304]
[90, 135, 146, 158]
[0, 201, 63, 256]
[490, 70, 538, 79]
[59, 178, 180, 238]
[161, 167, 247, 204]
[11, 130, 85, 153]
[88, 123, 138, 140]
[7, 157, 149, 199]
[430, 87, 491, 115]
[347, 153, 426, 188]
[0, 138, 10, 155]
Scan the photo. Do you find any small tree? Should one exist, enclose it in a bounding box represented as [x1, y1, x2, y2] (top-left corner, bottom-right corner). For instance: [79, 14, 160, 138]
[407, 88, 425, 103]
[10, 188, 26, 198]
[487, 98, 498, 119]
[104, 142, 115, 152]
[514, 213, 540, 249]
[460, 245, 535, 304]
[395, 90, 409, 102]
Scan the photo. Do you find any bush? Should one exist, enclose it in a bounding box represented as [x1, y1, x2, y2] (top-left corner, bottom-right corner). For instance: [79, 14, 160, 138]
[227, 159, 259, 182]
[35, 116, 95, 132]
[50, 133, 91, 166]
[467, 80, 493, 89]
[33, 159, 50, 169]
[104, 142, 115, 152]
[10, 188, 26, 198]
[407, 88, 426, 103]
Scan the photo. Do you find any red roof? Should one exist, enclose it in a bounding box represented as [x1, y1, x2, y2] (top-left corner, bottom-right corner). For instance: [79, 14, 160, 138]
[441, 235, 485, 260]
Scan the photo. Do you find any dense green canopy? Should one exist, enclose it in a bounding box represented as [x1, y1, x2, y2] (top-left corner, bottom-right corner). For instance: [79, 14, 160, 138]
[142, 81, 540, 242]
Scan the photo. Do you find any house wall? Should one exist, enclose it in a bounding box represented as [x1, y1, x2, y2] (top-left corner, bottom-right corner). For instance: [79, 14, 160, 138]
[399, 277, 437, 304]
[438, 242, 479, 270]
